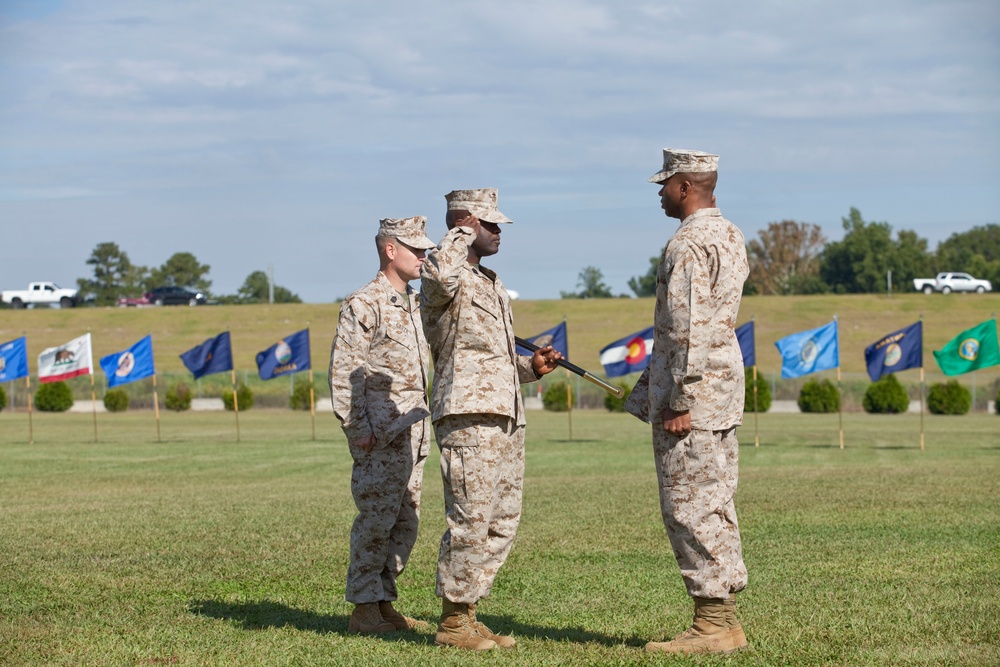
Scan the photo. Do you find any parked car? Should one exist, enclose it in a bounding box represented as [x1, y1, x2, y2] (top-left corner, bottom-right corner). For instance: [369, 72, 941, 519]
[912, 272, 992, 294]
[1, 282, 78, 308]
[146, 286, 207, 306]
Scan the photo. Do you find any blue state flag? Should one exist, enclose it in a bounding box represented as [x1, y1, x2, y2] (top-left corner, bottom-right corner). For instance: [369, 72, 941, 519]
[599, 326, 655, 377]
[0, 336, 30, 382]
[774, 320, 839, 379]
[100, 335, 156, 387]
[180, 332, 234, 379]
[256, 328, 311, 380]
[865, 321, 923, 382]
[735, 321, 755, 367]
[516, 321, 568, 358]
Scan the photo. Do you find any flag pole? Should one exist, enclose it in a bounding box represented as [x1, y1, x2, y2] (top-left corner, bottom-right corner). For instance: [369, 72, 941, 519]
[309, 369, 316, 441]
[152, 373, 161, 443]
[753, 364, 759, 447]
[307, 322, 315, 441]
[919, 366, 925, 451]
[566, 368, 573, 442]
[835, 316, 843, 449]
[26, 374, 34, 445]
[231, 369, 241, 443]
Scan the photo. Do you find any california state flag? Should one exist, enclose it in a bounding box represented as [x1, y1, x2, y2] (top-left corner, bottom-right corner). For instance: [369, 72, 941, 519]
[38, 333, 93, 383]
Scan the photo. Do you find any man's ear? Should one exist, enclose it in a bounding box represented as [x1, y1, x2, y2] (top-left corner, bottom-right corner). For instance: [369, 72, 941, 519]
[384, 240, 397, 260]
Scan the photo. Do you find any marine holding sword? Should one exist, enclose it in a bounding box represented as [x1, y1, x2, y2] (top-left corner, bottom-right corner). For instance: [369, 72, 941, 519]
[419, 188, 563, 650]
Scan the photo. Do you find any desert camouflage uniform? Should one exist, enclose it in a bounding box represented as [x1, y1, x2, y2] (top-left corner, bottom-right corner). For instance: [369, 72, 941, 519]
[625, 207, 750, 600]
[420, 226, 539, 604]
[330, 272, 431, 604]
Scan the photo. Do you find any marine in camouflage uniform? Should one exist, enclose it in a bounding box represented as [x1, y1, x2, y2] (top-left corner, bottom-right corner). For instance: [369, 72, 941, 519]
[420, 188, 562, 650]
[329, 216, 437, 635]
[625, 149, 751, 655]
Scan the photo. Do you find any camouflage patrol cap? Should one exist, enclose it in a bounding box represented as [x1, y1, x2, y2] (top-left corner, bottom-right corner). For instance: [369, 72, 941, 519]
[648, 148, 719, 184]
[377, 216, 437, 250]
[445, 188, 513, 224]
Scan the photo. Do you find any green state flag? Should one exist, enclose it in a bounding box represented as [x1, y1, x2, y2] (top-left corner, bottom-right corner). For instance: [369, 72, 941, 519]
[932, 320, 1000, 376]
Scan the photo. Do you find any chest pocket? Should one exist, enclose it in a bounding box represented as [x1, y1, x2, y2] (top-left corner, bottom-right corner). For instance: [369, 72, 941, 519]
[470, 296, 499, 321]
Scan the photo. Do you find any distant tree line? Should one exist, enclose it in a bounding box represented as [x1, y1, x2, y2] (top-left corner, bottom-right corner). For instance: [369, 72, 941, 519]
[75, 242, 302, 306]
[617, 209, 999, 298]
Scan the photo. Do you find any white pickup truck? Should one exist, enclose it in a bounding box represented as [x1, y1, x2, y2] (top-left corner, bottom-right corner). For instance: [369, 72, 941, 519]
[912, 272, 992, 294]
[1, 282, 79, 308]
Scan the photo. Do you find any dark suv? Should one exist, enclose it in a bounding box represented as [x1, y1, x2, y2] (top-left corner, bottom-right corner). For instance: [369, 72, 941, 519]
[147, 286, 206, 306]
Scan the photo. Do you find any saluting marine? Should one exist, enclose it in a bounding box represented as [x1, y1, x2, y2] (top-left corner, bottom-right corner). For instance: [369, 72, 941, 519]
[329, 216, 437, 635]
[420, 188, 562, 651]
[625, 149, 751, 655]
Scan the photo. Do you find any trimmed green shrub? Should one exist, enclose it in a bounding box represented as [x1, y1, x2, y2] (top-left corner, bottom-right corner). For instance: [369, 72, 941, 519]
[543, 381, 570, 412]
[103, 389, 129, 413]
[222, 384, 254, 411]
[927, 380, 971, 415]
[35, 381, 74, 412]
[604, 381, 632, 412]
[165, 382, 192, 412]
[0, 384, 6, 411]
[290, 382, 314, 410]
[744, 368, 772, 412]
[862, 373, 910, 414]
[797, 378, 840, 413]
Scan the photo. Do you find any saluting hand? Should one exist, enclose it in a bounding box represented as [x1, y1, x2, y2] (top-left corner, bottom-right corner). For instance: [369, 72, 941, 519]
[531, 346, 563, 376]
[455, 214, 481, 235]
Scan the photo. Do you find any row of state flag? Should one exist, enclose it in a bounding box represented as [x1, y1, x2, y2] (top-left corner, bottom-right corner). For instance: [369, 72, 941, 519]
[516, 318, 1000, 382]
[0, 329, 313, 387]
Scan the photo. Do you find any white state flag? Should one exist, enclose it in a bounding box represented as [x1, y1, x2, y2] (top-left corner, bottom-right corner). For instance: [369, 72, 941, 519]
[38, 333, 93, 383]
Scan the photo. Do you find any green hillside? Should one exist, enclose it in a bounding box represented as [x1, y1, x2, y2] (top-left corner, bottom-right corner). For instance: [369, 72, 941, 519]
[2, 293, 998, 378]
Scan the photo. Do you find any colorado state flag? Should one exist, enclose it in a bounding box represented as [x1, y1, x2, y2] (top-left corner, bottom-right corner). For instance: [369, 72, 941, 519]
[774, 320, 839, 379]
[865, 321, 922, 381]
[100, 335, 156, 387]
[516, 321, 568, 358]
[599, 326, 654, 377]
[180, 332, 234, 379]
[256, 329, 311, 380]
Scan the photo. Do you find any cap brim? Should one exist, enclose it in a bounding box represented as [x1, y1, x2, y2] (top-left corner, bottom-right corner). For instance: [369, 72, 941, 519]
[411, 236, 437, 250]
[478, 209, 513, 224]
[648, 170, 673, 184]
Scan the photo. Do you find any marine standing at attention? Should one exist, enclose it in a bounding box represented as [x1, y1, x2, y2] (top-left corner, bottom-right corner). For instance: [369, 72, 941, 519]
[624, 149, 751, 655]
[420, 188, 562, 651]
[329, 216, 437, 635]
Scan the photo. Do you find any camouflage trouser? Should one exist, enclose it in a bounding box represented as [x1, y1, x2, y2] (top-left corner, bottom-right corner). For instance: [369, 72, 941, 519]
[346, 420, 429, 604]
[652, 426, 747, 600]
[434, 414, 524, 604]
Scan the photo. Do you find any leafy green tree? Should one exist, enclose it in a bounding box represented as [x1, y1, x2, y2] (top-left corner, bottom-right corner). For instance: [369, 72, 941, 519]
[747, 221, 827, 295]
[628, 254, 661, 297]
[148, 252, 211, 292]
[819, 208, 932, 293]
[933, 224, 1000, 287]
[77, 242, 149, 306]
[561, 266, 615, 299]
[235, 270, 302, 304]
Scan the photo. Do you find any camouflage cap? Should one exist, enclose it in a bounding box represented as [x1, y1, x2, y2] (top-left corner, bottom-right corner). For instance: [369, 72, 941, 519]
[648, 148, 719, 184]
[445, 188, 513, 224]
[377, 216, 437, 250]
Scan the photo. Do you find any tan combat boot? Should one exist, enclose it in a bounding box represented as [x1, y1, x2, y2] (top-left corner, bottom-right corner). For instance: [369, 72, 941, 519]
[725, 595, 749, 648]
[645, 597, 748, 654]
[378, 601, 430, 631]
[435, 599, 497, 650]
[347, 602, 395, 635]
[468, 602, 516, 648]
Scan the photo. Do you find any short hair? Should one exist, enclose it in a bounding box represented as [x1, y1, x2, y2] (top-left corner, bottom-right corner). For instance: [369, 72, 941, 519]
[375, 235, 391, 255]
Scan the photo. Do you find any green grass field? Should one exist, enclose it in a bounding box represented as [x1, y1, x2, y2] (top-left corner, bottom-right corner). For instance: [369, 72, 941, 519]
[1, 409, 997, 666]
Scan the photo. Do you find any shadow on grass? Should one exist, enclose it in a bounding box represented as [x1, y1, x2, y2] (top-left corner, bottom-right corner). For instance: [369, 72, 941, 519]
[475, 613, 644, 648]
[188, 600, 639, 647]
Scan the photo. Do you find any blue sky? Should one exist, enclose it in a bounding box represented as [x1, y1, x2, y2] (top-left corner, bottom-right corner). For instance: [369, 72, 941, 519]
[2, 0, 998, 302]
